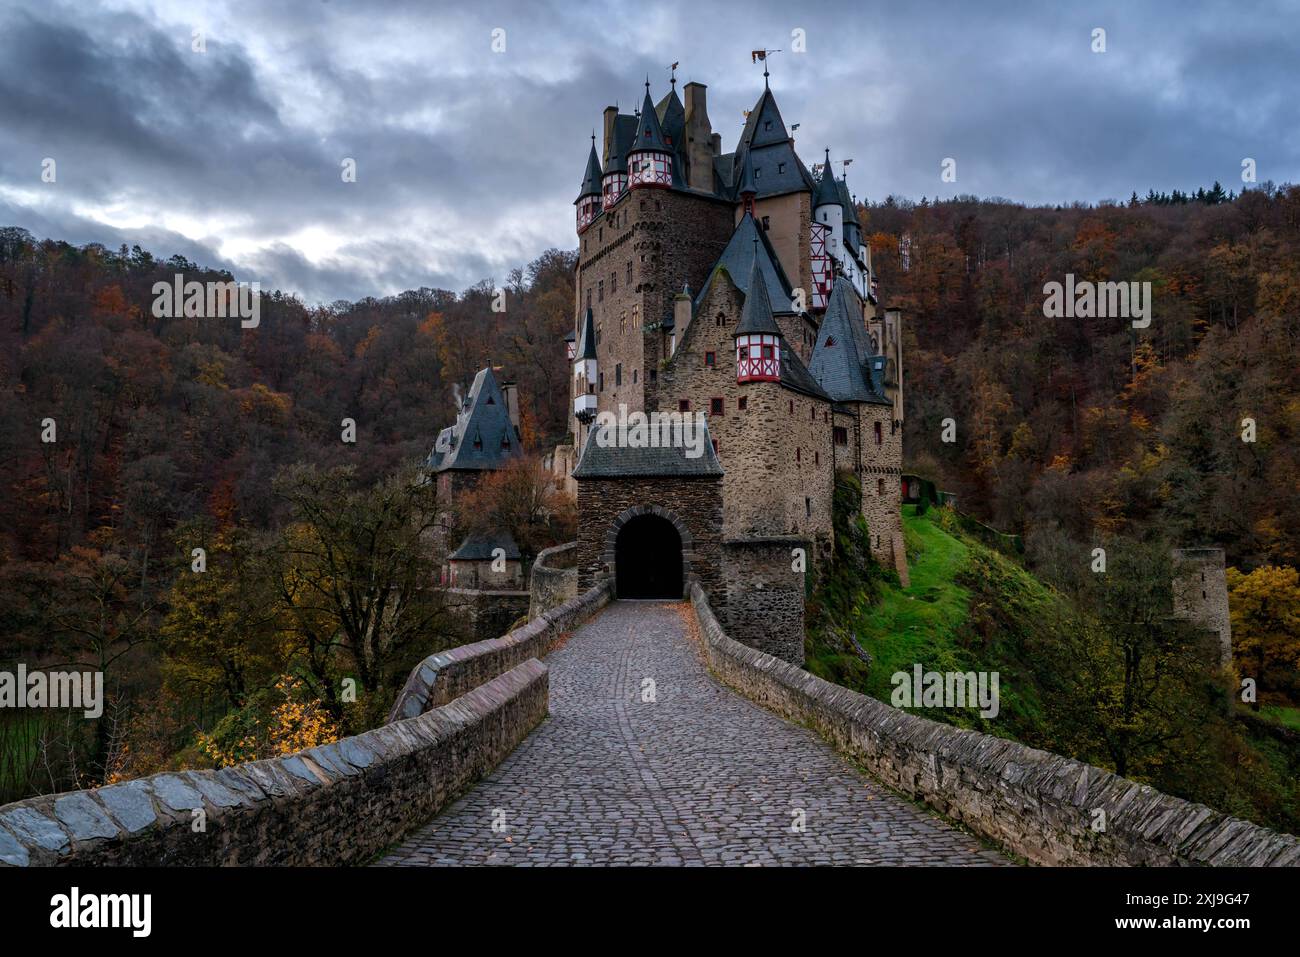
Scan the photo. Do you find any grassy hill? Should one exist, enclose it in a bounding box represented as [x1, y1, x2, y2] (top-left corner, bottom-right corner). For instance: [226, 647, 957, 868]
[806, 488, 1300, 834]
[806, 499, 1058, 745]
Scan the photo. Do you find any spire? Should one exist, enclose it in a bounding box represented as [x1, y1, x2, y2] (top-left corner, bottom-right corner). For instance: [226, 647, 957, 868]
[737, 148, 757, 199]
[576, 137, 603, 201]
[735, 255, 781, 337]
[814, 150, 841, 208]
[577, 307, 598, 361]
[633, 86, 671, 154]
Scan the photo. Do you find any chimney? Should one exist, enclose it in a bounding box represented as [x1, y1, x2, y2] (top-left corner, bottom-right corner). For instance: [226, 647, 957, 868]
[683, 83, 714, 191]
[501, 382, 522, 435]
[710, 132, 722, 157]
[672, 285, 692, 352]
[602, 106, 618, 165]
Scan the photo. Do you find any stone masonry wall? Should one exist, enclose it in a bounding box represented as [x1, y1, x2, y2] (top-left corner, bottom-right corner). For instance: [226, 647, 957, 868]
[659, 272, 834, 549]
[444, 587, 530, 643]
[576, 476, 722, 604]
[722, 538, 807, 665]
[0, 662, 548, 867]
[689, 583, 1300, 866]
[391, 580, 612, 720]
[528, 541, 580, 620]
[858, 403, 907, 585]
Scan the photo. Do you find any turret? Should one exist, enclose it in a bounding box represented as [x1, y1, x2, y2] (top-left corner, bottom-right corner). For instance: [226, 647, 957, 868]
[814, 150, 844, 262]
[575, 136, 602, 233]
[734, 257, 781, 383]
[602, 115, 629, 210]
[574, 307, 598, 422]
[737, 150, 757, 217]
[628, 83, 672, 189]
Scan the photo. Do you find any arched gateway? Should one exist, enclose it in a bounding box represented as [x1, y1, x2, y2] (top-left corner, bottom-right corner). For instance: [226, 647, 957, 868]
[613, 510, 685, 599]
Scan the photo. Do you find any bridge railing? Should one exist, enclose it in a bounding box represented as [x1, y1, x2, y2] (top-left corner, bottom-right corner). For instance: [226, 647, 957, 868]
[690, 583, 1299, 867]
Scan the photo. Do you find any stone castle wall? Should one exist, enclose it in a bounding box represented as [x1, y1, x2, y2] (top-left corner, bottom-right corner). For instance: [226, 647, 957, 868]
[1172, 547, 1232, 666]
[689, 583, 1299, 867]
[857, 403, 907, 584]
[528, 541, 580, 620]
[659, 273, 834, 549]
[722, 538, 807, 665]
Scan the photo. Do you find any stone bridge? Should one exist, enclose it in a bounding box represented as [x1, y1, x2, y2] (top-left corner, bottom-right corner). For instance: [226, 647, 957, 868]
[2, 581, 1297, 867]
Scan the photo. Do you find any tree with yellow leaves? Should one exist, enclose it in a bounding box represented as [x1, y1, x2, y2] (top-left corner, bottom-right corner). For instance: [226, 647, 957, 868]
[1226, 565, 1300, 709]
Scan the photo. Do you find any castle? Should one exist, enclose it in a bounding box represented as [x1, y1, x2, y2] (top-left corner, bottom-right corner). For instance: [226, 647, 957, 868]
[559, 70, 908, 663]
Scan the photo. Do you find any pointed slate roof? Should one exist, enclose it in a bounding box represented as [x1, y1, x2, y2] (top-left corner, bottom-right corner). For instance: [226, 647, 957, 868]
[735, 257, 781, 337]
[694, 212, 794, 315]
[737, 149, 757, 196]
[576, 307, 597, 361]
[814, 153, 842, 208]
[741, 87, 791, 150]
[605, 114, 637, 175]
[807, 277, 890, 405]
[632, 86, 671, 154]
[576, 140, 602, 201]
[427, 367, 524, 472]
[725, 86, 817, 200]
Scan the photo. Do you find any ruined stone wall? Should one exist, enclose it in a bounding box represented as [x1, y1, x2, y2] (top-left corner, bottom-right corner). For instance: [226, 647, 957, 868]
[689, 584, 1300, 867]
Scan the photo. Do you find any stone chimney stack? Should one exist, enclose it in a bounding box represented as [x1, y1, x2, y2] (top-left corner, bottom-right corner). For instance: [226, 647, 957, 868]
[602, 106, 618, 165]
[501, 381, 522, 435]
[683, 82, 714, 191]
[672, 286, 693, 353]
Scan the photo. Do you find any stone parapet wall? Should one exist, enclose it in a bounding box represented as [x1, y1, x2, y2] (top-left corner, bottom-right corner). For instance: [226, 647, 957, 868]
[689, 583, 1300, 867]
[721, 538, 807, 665]
[0, 662, 548, 867]
[390, 579, 612, 721]
[529, 541, 580, 620]
[445, 587, 530, 642]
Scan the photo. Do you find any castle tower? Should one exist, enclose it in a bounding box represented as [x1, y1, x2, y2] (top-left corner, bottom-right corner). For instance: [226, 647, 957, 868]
[1171, 547, 1233, 666]
[628, 83, 673, 189]
[575, 137, 602, 233]
[734, 251, 781, 383]
[573, 307, 598, 447]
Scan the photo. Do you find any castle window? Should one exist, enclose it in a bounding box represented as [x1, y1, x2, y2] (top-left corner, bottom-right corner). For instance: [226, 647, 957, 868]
[633, 370, 638, 384]
[705, 351, 716, 367]
[679, 399, 690, 412]
[615, 363, 622, 386]
[611, 271, 617, 293]
[754, 167, 761, 179]
[763, 344, 775, 360]
[764, 120, 772, 131]
[626, 262, 632, 283]
[875, 421, 883, 445]
[502, 434, 511, 450]
[833, 426, 848, 445]
[878, 478, 885, 495]
[805, 497, 812, 517]
[716, 312, 724, 327]
[473, 434, 483, 451]
[598, 280, 604, 302]
[778, 162, 786, 174]
[739, 346, 748, 360]
[762, 216, 770, 231]
[789, 400, 794, 415]
[810, 406, 816, 421]
[738, 396, 748, 411]
[599, 373, 604, 391]
[825, 336, 835, 348]
[796, 448, 801, 462]
[815, 451, 819, 465]
[620, 312, 627, 334]
[650, 369, 657, 383]
[711, 397, 724, 416]
[599, 228, 603, 241]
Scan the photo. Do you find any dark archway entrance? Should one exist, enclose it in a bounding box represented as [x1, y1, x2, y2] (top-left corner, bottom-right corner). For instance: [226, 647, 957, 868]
[615, 514, 683, 599]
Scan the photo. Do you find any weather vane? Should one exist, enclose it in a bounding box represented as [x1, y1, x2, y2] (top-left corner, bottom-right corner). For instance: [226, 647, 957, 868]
[750, 48, 781, 87]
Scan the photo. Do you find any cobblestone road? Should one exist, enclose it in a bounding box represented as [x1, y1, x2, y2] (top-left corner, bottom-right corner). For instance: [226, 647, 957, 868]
[379, 600, 1011, 866]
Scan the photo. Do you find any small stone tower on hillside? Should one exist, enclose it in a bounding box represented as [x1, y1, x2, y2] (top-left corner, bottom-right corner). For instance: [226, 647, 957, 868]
[1171, 547, 1232, 666]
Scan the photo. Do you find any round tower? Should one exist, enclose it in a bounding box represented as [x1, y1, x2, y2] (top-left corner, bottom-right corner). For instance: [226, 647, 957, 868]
[575, 135, 603, 233]
[628, 82, 672, 189]
[734, 254, 781, 383]
[813, 149, 844, 267]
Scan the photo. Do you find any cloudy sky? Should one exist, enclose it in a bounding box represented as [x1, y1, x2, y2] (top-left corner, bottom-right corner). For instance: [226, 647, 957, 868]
[2, 0, 1297, 303]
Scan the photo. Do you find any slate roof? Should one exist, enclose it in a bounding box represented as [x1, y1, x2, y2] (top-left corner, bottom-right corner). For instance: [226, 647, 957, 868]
[573, 420, 724, 478]
[427, 366, 524, 472]
[449, 530, 521, 562]
[814, 154, 842, 208]
[734, 257, 781, 337]
[604, 114, 637, 175]
[632, 87, 671, 154]
[576, 307, 597, 360]
[576, 140, 602, 201]
[715, 87, 816, 200]
[807, 277, 890, 405]
[694, 212, 795, 315]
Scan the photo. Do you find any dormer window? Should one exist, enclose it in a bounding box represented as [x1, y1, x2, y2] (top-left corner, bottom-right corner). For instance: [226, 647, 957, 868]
[764, 120, 772, 131]
[501, 435, 511, 449]
[472, 433, 483, 451]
